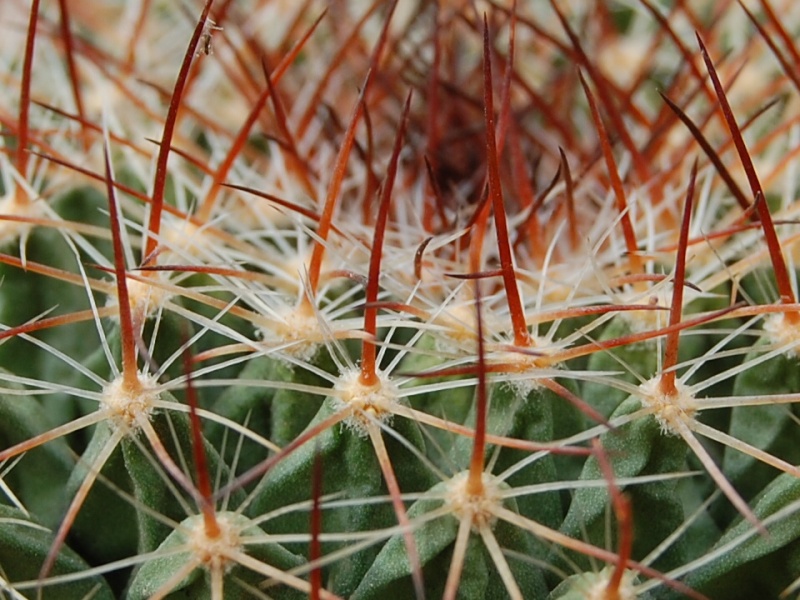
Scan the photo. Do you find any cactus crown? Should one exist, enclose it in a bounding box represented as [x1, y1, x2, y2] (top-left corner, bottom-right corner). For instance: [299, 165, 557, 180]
[2, 1, 800, 598]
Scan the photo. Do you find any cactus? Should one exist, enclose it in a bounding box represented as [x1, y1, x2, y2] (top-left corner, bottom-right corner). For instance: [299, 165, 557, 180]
[2, 0, 800, 598]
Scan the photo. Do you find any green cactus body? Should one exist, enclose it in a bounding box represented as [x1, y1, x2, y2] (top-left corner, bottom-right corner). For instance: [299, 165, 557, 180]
[3, 1, 800, 598]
